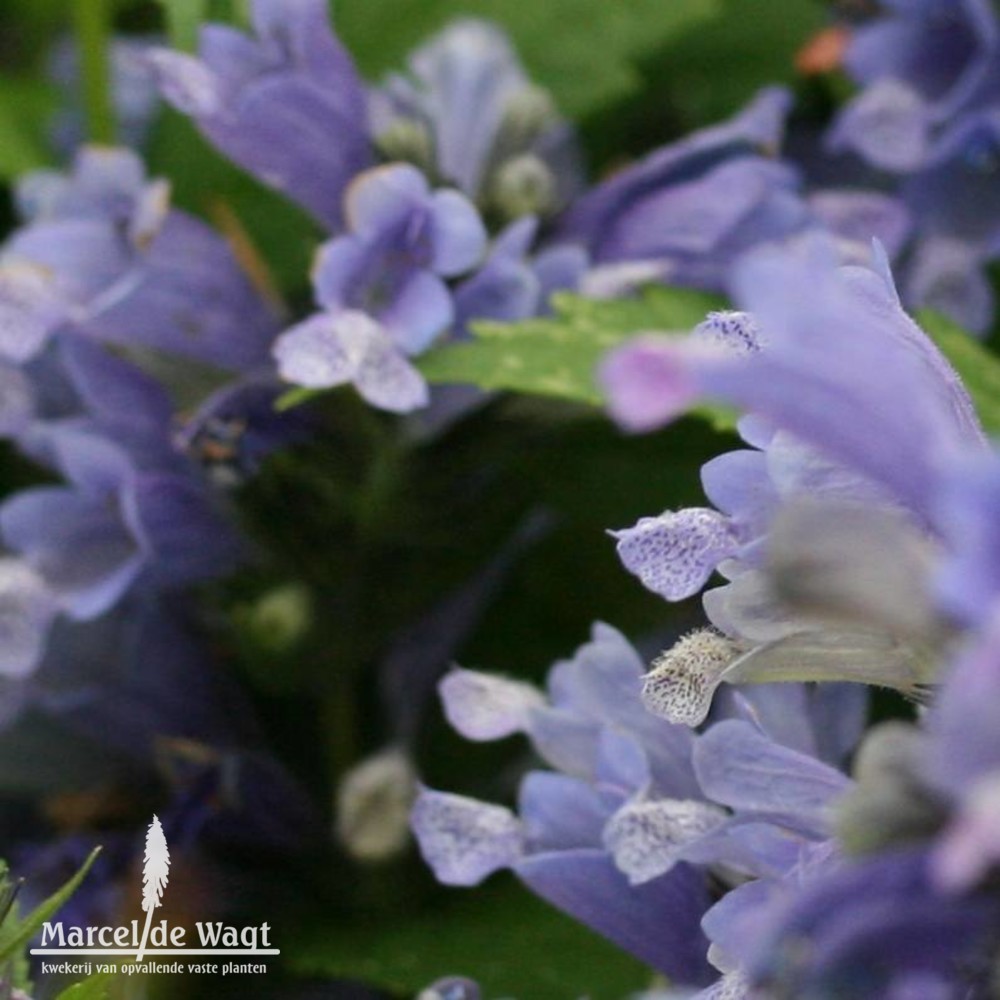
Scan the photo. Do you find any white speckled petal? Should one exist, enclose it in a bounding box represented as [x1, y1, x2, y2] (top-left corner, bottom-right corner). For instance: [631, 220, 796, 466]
[693, 311, 763, 354]
[603, 798, 728, 884]
[351, 324, 431, 413]
[273, 312, 358, 389]
[411, 787, 524, 886]
[642, 630, 738, 727]
[611, 508, 740, 602]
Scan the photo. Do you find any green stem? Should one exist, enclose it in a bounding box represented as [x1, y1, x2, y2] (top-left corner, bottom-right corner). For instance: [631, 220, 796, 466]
[158, 0, 207, 52]
[321, 429, 406, 794]
[72, 0, 115, 144]
[321, 663, 358, 794]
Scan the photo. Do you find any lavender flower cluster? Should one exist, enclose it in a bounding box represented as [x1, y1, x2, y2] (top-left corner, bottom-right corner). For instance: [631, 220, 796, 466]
[2, 0, 1000, 997]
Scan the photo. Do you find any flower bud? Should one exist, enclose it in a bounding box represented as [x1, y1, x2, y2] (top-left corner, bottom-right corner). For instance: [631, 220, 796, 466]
[336, 748, 417, 863]
[374, 119, 436, 177]
[489, 154, 557, 220]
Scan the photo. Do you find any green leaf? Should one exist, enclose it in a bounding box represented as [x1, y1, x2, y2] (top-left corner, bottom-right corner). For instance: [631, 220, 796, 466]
[54, 973, 116, 1000]
[419, 285, 723, 409]
[287, 874, 650, 1000]
[0, 77, 58, 180]
[0, 847, 101, 963]
[919, 310, 1000, 436]
[333, 0, 719, 119]
[275, 387, 322, 412]
[646, 0, 826, 127]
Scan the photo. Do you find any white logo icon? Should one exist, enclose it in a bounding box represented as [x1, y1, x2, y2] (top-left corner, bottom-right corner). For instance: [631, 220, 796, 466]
[136, 815, 170, 961]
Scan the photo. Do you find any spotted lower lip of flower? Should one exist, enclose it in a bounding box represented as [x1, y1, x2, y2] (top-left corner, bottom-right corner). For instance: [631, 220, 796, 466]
[643, 626, 933, 729]
[609, 506, 744, 603]
[602, 797, 729, 885]
[273, 309, 430, 414]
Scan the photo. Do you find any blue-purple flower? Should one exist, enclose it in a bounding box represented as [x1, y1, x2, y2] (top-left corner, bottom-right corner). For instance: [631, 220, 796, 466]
[600, 236, 986, 722]
[1, 147, 280, 370]
[0, 426, 241, 623]
[453, 216, 588, 334]
[273, 163, 487, 412]
[149, 0, 372, 230]
[413, 623, 864, 988]
[843, 0, 998, 122]
[735, 615, 1000, 997]
[822, 0, 1000, 331]
[561, 88, 816, 296]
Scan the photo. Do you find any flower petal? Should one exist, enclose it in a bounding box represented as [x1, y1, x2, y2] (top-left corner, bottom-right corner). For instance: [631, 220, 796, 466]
[611, 508, 740, 602]
[411, 787, 524, 886]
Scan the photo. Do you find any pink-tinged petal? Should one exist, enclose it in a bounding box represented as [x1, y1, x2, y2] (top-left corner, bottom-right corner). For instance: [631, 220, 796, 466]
[932, 774, 1000, 892]
[611, 507, 740, 602]
[439, 668, 545, 741]
[411, 787, 524, 886]
[599, 335, 702, 432]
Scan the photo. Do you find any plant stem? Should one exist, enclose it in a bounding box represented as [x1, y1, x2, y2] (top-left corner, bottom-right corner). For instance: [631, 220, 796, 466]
[158, 0, 207, 53]
[73, 0, 115, 144]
